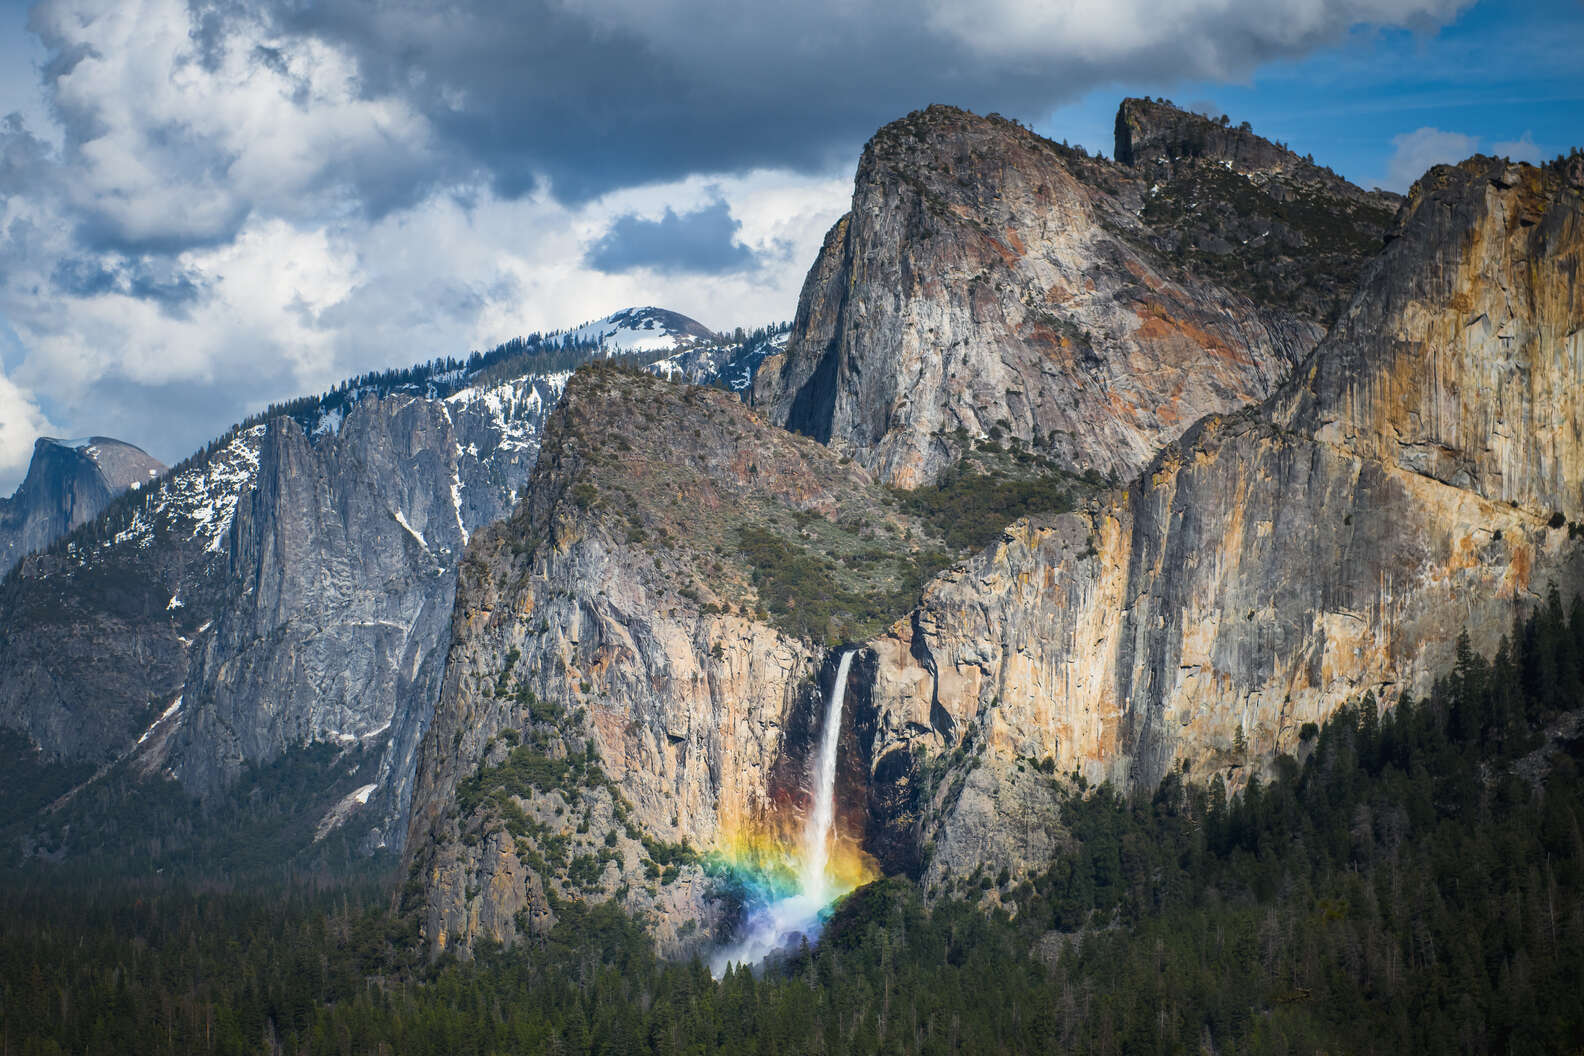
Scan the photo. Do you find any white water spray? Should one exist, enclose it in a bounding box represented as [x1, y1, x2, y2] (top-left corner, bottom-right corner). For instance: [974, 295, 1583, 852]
[799, 647, 853, 902]
[712, 649, 856, 974]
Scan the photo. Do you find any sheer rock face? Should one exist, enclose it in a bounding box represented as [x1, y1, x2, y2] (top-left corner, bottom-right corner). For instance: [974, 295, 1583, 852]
[753, 103, 1394, 488]
[863, 157, 1584, 889]
[0, 375, 563, 850]
[404, 368, 918, 957]
[0, 437, 165, 574]
[165, 393, 522, 831]
[1278, 158, 1584, 519]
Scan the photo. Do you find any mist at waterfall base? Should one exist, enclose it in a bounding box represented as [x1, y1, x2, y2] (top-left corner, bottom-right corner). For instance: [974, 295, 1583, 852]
[709, 650, 877, 976]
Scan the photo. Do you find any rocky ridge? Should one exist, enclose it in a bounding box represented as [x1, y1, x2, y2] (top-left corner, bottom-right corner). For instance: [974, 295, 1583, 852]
[0, 436, 165, 575]
[1113, 96, 1401, 324]
[403, 364, 954, 956]
[0, 311, 772, 862]
[753, 101, 1397, 488]
[862, 155, 1584, 892]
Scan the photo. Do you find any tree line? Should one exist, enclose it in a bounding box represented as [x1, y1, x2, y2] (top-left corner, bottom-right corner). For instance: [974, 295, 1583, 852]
[2, 590, 1581, 1054]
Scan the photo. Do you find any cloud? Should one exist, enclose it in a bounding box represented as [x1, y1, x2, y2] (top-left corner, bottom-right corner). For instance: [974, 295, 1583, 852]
[1490, 132, 1542, 164]
[0, 0, 1485, 490]
[0, 111, 52, 203]
[0, 165, 850, 491]
[28, 0, 440, 253]
[50, 255, 208, 314]
[223, 0, 1474, 205]
[587, 201, 755, 275]
[0, 366, 54, 488]
[1383, 126, 1480, 191]
[8, 0, 1480, 257]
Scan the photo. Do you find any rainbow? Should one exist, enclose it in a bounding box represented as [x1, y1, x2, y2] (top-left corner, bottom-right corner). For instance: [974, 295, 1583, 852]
[708, 649, 879, 973]
[707, 822, 879, 909]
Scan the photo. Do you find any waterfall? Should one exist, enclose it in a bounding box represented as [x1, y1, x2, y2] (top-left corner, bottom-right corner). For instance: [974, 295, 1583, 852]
[711, 648, 857, 975]
[799, 647, 853, 901]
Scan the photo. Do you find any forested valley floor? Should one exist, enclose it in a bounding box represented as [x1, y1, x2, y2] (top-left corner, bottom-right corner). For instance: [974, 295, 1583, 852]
[3, 593, 1583, 1055]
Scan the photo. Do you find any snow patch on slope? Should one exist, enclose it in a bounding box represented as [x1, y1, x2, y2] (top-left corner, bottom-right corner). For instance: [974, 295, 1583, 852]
[556, 307, 715, 355]
[393, 510, 427, 550]
[136, 696, 184, 746]
[314, 782, 380, 842]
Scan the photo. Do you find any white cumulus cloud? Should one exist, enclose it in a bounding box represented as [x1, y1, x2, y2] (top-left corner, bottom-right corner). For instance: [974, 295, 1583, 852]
[0, 0, 1483, 491]
[0, 367, 54, 485]
[1490, 132, 1542, 165]
[1383, 126, 1481, 192]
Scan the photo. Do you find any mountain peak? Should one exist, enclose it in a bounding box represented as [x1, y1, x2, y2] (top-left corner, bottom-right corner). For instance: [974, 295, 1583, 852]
[1113, 97, 1396, 205]
[36, 436, 164, 489]
[1115, 96, 1296, 171]
[556, 306, 718, 354]
[0, 434, 165, 574]
[757, 97, 1377, 487]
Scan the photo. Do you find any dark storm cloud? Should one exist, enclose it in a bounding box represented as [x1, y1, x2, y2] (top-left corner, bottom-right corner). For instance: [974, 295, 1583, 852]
[51, 256, 208, 315]
[273, 0, 1018, 202]
[12, 0, 1472, 262]
[587, 201, 754, 275]
[236, 0, 1469, 205]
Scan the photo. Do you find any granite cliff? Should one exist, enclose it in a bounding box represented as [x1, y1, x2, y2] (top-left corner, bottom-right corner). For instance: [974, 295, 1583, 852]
[0, 313, 777, 864]
[0, 373, 563, 853]
[411, 115, 1581, 950]
[403, 365, 956, 955]
[0, 436, 165, 575]
[861, 155, 1584, 892]
[753, 101, 1397, 487]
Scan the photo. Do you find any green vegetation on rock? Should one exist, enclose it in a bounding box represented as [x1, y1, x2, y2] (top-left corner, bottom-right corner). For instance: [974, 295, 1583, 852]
[7, 597, 1580, 1054]
[894, 455, 1079, 552]
[0, 737, 390, 881]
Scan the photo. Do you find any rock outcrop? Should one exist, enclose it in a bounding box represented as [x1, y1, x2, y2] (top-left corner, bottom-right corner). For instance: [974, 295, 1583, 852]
[753, 101, 1397, 487]
[403, 366, 950, 956]
[0, 436, 165, 574]
[0, 311, 771, 861]
[0, 374, 562, 850]
[861, 156, 1584, 891]
[1113, 97, 1402, 325]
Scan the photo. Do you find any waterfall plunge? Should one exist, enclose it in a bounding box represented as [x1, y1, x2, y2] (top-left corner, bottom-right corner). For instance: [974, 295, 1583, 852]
[712, 649, 856, 975]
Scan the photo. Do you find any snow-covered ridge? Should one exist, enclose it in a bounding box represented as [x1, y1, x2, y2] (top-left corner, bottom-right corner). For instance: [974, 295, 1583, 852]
[314, 782, 381, 842]
[293, 310, 700, 442]
[444, 370, 570, 454]
[67, 370, 569, 569]
[41, 311, 779, 573]
[168, 426, 267, 553]
[136, 696, 184, 746]
[554, 306, 718, 355]
[74, 424, 266, 561]
[647, 325, 790, 393]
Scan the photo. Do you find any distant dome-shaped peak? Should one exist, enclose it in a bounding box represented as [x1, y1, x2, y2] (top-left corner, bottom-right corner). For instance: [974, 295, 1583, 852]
[557, 306, 718, 354]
